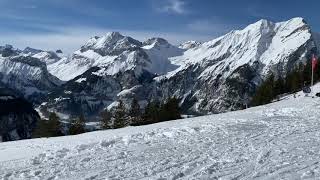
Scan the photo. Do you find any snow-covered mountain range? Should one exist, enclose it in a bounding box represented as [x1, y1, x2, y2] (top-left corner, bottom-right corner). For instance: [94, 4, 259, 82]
[0, 17, 319, 119]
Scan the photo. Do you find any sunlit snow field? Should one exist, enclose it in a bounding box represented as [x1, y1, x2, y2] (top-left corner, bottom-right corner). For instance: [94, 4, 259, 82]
[1, 84, 320, 179]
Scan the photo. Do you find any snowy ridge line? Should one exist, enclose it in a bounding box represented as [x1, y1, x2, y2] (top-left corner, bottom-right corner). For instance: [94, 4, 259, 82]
[1, 83, 320, 179]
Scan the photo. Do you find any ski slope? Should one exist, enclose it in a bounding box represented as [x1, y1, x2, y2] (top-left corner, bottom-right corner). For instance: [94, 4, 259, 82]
[1, 85, 320, 179]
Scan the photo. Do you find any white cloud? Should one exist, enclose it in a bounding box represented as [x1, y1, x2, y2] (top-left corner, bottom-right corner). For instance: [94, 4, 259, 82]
[158, 0, 186, 14]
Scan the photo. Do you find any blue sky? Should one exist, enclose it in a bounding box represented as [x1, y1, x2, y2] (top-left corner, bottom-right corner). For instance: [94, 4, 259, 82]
[0, 0, 319, 53]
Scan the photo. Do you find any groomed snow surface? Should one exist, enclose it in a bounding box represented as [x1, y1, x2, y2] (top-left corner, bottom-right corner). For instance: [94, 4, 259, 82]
[2, 84, 320, 179]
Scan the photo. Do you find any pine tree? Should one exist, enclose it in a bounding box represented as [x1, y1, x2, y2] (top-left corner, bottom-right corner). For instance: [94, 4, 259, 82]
[143, 101, 161, 125]
[274, 76, 285, 97]
[69, 115, 86, 135]
[32, 119, 50, 138]
[160, 97, 181, 121]
[129, 98, 142, 125]
[285, 69, 302, 93]
[113, 100, 127, 129]
[47, 112, 63, 137]
[100, 109, 112, 129]
[251, 74, 275, 106]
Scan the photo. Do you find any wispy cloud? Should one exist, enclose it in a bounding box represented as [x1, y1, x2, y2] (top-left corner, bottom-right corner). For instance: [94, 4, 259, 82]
[158, 0, 187, 14]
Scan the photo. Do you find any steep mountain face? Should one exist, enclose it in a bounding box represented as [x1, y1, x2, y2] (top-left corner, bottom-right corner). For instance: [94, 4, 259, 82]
[156, 17, 319, 113]
[0, 88, 39, 142]
[29, 17, 320, 118]
[142, 38, 183, 74]
[0, 45, 62, 102]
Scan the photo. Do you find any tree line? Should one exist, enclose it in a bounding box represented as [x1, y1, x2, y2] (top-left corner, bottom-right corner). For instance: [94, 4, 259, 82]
[251, 58, 320, 106]
[32, 97, 181, 138]
[100, 97, 181, 129]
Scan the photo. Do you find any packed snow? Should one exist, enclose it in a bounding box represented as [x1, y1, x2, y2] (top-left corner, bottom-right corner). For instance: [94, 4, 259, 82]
[1, 84, 320, 179]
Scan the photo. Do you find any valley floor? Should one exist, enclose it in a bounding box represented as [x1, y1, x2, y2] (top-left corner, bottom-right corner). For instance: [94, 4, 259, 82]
[1, 85, 320, 179]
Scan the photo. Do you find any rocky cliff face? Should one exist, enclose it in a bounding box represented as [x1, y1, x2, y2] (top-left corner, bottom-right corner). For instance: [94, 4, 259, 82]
[0, 88, 39, 142]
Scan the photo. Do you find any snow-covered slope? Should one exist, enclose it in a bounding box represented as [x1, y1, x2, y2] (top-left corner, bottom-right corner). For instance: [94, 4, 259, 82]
[0, 45, 62, 101]
[2, 84, 320, 179]
[142, 38, 183, 74]
[0, 56, 61, 100]
[32, 51, 61, 65]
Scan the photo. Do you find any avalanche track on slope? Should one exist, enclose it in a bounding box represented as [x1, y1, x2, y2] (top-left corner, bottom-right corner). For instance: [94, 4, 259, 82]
[1, 85, 320, 179]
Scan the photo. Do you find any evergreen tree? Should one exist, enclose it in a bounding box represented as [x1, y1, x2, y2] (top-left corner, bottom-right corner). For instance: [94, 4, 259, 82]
[251, 74, 275, 106]
[100, 109, 112, 129]
[302, 59, 312, 85]
[252, 56, 320, 107]
[160, 97, 181, 121]
[32, 119, 50, 138]
[143, 101, 161, 125]
[113, 100, 127, 128]
[273, 76, 285, 97]
[285, 69, 302, 93]
[47, 112, 63, 137]
[129, 98, 142, 125]
[69, 115, 86, 135]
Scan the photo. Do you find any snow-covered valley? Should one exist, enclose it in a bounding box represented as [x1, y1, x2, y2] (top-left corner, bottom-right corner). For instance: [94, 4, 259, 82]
[1, 84, 320, 179]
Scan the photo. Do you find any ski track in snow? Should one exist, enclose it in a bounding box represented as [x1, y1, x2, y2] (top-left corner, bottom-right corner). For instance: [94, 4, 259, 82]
[1, 90, 320, 179]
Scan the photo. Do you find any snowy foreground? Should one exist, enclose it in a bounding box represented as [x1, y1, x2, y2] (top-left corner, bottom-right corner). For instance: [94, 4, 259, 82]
[2, 87, 320, 179]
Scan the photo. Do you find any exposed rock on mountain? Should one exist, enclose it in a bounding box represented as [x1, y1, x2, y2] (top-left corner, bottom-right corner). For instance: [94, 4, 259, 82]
[179, 41, 202, 50]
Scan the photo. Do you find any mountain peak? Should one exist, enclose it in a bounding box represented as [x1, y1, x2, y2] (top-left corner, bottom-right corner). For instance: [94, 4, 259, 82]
[81, 32, 142, 55]
[105, 31, 123, 38]
[143, 38, 169, 47]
